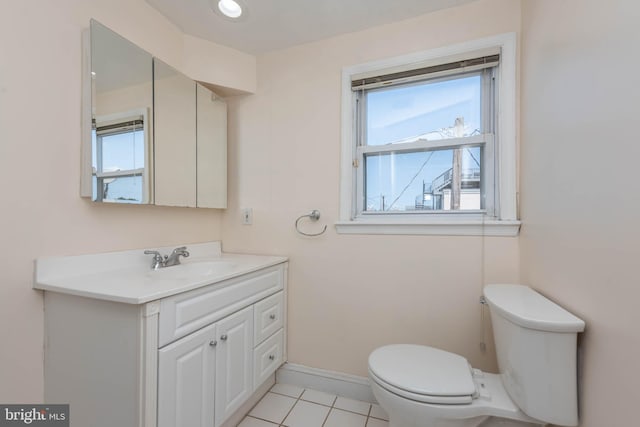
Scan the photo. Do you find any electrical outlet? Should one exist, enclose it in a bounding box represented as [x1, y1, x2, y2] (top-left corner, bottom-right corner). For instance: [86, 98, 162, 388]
[241, 208, 253, 225]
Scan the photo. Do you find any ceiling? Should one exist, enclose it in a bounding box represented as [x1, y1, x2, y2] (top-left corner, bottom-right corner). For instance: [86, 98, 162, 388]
[145, 0, 479, 54]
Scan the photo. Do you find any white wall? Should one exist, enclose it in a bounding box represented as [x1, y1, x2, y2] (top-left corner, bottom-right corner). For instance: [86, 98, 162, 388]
[519, 1, 640, 426]
[0, 0, 253, 402]
[183, 35, 256, 94]
[97, 82, 152, 116]
[221, 0, 522, 377]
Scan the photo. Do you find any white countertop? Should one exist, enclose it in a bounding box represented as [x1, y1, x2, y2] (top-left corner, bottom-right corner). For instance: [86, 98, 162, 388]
[34, 242, 287, 304]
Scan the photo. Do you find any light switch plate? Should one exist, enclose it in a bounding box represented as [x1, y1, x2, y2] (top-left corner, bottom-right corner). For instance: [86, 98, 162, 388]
[242, 208, 253, 225]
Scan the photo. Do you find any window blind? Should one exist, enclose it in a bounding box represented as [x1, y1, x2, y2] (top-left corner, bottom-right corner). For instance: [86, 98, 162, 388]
[351, 53, 500, 91]
[95, 118, 144, 135]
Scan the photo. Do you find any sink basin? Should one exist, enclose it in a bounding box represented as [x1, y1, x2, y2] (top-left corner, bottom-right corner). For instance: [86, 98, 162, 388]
[148, 261, 237, 281]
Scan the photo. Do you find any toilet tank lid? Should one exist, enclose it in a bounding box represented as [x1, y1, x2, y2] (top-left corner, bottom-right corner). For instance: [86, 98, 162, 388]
[484, 284, 585, 333]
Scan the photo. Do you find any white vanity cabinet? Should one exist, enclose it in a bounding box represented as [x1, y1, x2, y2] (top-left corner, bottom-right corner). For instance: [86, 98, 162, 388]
[38, 251, 287, 427]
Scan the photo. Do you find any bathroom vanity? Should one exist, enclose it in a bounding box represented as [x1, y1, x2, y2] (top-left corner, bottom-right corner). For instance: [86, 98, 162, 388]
[34, 242, 287, 427]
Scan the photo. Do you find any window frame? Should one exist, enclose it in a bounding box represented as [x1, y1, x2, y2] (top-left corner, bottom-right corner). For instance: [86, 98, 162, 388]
[355, 69, 495, 217]
[337, 33, 519, 236]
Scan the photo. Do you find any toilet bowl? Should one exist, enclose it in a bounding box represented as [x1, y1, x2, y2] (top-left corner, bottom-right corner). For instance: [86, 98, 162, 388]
[368, 284, 585, 427]
[369, 344, 542, 427]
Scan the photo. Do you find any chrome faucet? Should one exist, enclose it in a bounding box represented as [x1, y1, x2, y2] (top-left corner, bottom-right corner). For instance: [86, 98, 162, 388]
[144, 247, 190, 270]
[164, 246, 190, 267]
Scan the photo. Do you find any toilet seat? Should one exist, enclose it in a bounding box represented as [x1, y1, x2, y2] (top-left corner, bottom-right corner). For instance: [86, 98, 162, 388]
[368, 344, 477, 405]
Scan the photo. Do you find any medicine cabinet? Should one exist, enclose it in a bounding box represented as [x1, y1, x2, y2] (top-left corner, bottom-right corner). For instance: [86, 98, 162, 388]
[81, 20, 227, 208]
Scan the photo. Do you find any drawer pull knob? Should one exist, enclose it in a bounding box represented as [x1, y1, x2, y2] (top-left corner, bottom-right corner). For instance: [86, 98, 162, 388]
[209, 340, 217, 347]
[269, 354, 275, 361]
[220, 334, 228, 341]
[269, 314, 276, 320]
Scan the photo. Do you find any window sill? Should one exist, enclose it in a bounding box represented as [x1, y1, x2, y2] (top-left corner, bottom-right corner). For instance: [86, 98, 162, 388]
[334, 218, 520, 236]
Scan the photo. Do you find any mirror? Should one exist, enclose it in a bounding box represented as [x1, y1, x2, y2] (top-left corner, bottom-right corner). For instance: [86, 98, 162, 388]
[153, 60, 228, 208]
[196, 83, 227, 208]
[90, 20, 153, 204]
[153, 59, 197, 207]
[82, 20, 227, 208]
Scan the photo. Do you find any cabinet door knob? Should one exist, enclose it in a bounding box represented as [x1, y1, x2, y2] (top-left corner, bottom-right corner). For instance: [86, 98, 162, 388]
[209, 340, 217, 347]
[269, 314, 276, 320]
[220, 334, 228, 341]
[268, 354, 275, 361]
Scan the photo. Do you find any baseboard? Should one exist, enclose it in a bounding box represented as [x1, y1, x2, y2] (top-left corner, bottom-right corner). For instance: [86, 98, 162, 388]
[276, 363, 376, 403]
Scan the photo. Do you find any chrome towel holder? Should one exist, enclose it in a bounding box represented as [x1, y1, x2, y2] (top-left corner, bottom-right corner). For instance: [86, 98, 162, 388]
[295, 210, 327, 237]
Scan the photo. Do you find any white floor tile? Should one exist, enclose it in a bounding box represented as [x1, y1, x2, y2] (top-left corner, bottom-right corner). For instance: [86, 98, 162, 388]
[323, 409, 367, 427]
[366, 417, 389, 427]
[334, 396, 371, 416]
[300, 389, 336, 406]
[237, 416, 278, 427]
[369, 404, 389, 420]
[249, 392, 297, 424]
[282, 400, 330, 427]
[271, 383, 305, 398]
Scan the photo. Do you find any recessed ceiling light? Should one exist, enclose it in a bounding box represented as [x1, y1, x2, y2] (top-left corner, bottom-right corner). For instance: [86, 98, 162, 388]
[218, 0, 242, 18]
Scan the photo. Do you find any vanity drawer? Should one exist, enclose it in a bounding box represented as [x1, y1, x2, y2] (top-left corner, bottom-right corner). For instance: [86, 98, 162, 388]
[253, 329, 283, 389]
[254, 291, 284, 345]
[159, 265, 283, 347]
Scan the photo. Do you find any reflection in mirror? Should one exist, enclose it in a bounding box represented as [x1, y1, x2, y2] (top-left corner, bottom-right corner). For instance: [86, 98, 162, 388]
[90, 20, 153, 204]
[197, 84, 227, 208]
[153, 59, 197, 207]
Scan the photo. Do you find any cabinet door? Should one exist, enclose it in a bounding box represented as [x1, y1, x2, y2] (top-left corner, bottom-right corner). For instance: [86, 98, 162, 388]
[215, 306, 253, 427]
[154, 58, 197, 207]
[158, 322, 217, 427]
[196, 83, 227, 208]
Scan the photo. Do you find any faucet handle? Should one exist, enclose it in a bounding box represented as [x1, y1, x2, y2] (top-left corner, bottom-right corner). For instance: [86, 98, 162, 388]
[161, 246, 190, 267]
[144, 250, 165, 269]
[171, 246, 190, 259]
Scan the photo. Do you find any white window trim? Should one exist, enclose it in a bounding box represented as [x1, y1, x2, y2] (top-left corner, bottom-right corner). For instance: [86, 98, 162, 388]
[337, 33, 519, 236]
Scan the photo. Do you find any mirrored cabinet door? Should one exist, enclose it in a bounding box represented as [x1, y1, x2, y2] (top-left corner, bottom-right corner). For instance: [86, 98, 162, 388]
[153, 59, 197, 207]
[90, 20, 153, 204]
[197, 84, 227, 209]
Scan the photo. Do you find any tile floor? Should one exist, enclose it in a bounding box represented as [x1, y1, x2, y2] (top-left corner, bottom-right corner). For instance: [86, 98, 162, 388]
[238, 383, 389, 427]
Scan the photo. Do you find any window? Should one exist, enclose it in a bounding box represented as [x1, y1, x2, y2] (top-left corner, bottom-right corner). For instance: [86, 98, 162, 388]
[91, 111, 150, 204]
[358, 70, 494, 214]
[338, 34, 519, 236]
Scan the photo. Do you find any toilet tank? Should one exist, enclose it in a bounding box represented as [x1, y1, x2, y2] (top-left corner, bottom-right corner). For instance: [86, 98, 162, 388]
[483, 285, 585, 427]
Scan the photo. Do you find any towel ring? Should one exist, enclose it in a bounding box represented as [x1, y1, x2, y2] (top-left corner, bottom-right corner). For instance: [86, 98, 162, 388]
[295, 210, 327, 237]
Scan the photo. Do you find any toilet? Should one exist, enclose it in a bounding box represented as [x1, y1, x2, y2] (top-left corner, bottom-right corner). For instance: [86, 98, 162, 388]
[368, 284, 585, 427]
